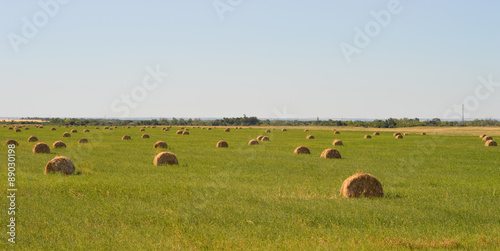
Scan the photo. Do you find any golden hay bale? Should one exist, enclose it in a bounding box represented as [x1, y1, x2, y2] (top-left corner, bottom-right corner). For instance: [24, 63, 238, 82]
[104, 127, 109, 129]
[33, 142, 50, 154]
[256, 135, 264, 141]
[15, 129, 21, 132]
[108, 128, 113, 130]
[340, 173, 383, 198]
[332, 139, 343, 146]
[182, 131, 189, 135]
[51, 127, 56, 131]
[154, 152, 178, 166]
[176, 130, 183, 135]
[281, 128, 287, 131]
[248, 139, 259, 145]
[333, 131, 340, 134]
[142, 134, 150, 139]
[395, 135, 403, 139]
[482, 136, 493, 141]
[479, 134, 487, 138]
[421, 132, 427, 135]
[403, 133, 409, 136]
[373, 132, 380, 136]
[53, 141, 66, 148]
[364, 135, 371, 139]
[154, 141, 168, 149]
[83, 129, 90, 132]
[393, 132, 402, 137]
[304, 129, 309, 132]
[62, 132, 71, 137]
[71, 129, 77, 133]
[122, 135, 131, 140]
[265, 129, 271, 133]
[320, 148, 341, 159]
[28, 135, 39, 142]
[78, 138, 88, 143]
[45, 156, 75, 175]
[485, 140, 497, 146]
[294, 146, 310, 154]
[201, 127, 206, 129]
[224, 128, 230, 132]
[140, 128, 145, 131]
[5, 139, 19, 146]
[306, 135, 315, 139]
[261, 136, 270, 141]
[216, 140, 229, 148]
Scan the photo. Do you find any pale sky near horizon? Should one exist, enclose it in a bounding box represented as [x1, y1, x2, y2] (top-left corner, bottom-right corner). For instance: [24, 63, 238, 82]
[1, 1, 499, 120]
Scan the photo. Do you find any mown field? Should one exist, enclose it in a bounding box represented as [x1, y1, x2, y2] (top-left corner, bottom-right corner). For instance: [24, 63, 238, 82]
[1, 125, 500, 250]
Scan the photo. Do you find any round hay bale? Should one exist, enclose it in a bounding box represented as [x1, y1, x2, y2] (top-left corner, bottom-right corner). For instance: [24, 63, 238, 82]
[180, 127, 184, 129]
[51, 127, 56, 131]
[95, 127, 100, 129]
[333, 131, 340, 134]
[154, 141, 168, 149]
[320, 148, 341, 159]
[306, 135, 315, 139]
[393, 132, 402, 137]
[25, 127, 29, 130]
[256, 135, 264, 141]
[281, 128, 287, 131]
[39, 126, 43, 129]
[8, 127, 13, 130]
[261, 136, 270, 141]
[395, 135, 403, 139]
[403, 133, 409, 136]
[482, 136, 493, 141]
[108, 128, 113, 131]
[15, 129, 21, 132]
[5, 139, 19, 146]
[265, 129, 271, 133]
[104, 127, 109, 129]
[45, 156, 75, 175]
[294, 146, 310, 154]
[142, 134, 150, 139]
[83, 129, 90, 132]
[340, 173, 383, 198]
[373, 132, 380, 136]
[62, 132, 71, 137]
[184, 128, 189, 131]
[485, 140, 497, 146]
[248, 139, 259, 145]
[122, 135, 131, 140]
[71, 129, 77, 133]
[140, 128, 145, 131]
[154, 152, 178, 166]
[479, 134, 487, 138]
[33, 142, 50, 154]
[421, 132, 426, 135]
[216, 140, 228, 148]
[304, 129, 309, 132]
[28, 135, 39, 142]
[151, 126, 156, 128]
[332, 139, 343, 146]
[176, 130, 183, 135]
[53, 141, 66, 148]
[208, 127, 212, 130]
[78, 138, 88, 143]
[224, 128, 230, 132]
[364, 135, 371, 139]
[182, 131, 189, 135]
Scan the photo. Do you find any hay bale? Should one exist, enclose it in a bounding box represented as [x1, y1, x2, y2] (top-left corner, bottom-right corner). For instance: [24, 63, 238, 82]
[320, 148, 341, 159]
[15, 129, 21, 132]
[71, 129, 77, 133]
[261, 136, 270, 141]
[482, 136, 493, 141]
[256, 135, 264, 141]
[340, 173, 383, 198]
[62, 132, 71, 137]
[333, 131, 340, 134]
[485, 140, 497, 146]
[373, 132, 380, 136]
[248, 139, 259, 145]
[25, 127, 29, 130]
[403, 132, 409, 136]
[104, 127, 109, 129]
[78, 138, 88, 143]
[182, 131, 189, 135]
[364, 135, 371, 139]
[53, 141, 66, 148]
[83, 129, 90, 132]
[108, 128, 113, 131]
[142, 134, 150, 139]
[176, 130, 183, 135]
[421, 132, 426, 135]
[8, 127, 13, 130]
[306, 135, 315, 139]
[304, 129, 309, 132]
[265, 129, 271, 133]
[479, 134, 487, 138]
[332, 139, 343, 146]
[208, 127, 212, 130]
[50, 127, 56, 131]
[395, 135, 403, 139]
[154, 152, 178, 166]
[95, 127, 100, 129]
[33, 142, 50, 154]
[140, 128, 145, 131]
[27, 135, 39, 142]
[281, 128, 287, 131]
[393, 132, 402, 137]
[122, 135, 131, 140]
[294, 146, 310, 154]
[154, 141, 168, 149]
[184, 128, 189, 131]
[224, 128, 230, 132]
[44, 156, 75, 175]
[5, 139, 19, 146]
[216, 140, 229, 148]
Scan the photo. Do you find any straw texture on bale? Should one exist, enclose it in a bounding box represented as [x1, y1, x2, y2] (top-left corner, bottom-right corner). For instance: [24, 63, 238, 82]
[320, 149, 341, 159]
[373, 132, 380, 136]
[83, 129, 90, 132]
[45, 156, 75, 175]
[53, 141, 66, 148]
[216, 140, 229, 148]
[482, 136, 493, 141]
[340, 173, 383, 198]
[142, 134, 150, 139]
[154, 152, 178, 166]
[122, 135, 131, 140]
[332, 139, 343, 146]
[176, 130, 183, 135]
[62, 132, 71, 137]
[393, 132, 402, 137]
[248, 139, 259, 145]
[485, 140, 497, 146]
[5, 139, 19, 146]
[364, 135, 371, 139]
[395, 135, 403, 139]
[33, 142, 50, 154]
[154, 141, 168, 149]
[78, 138, 88, 143]
[294, 146, 310, 154]
[256, 136, 264, 141]
[306, 135, 315, 139]
[28, 136, 39, 142]
[261, 136, 270, 141]
[479, 134, 487, 138]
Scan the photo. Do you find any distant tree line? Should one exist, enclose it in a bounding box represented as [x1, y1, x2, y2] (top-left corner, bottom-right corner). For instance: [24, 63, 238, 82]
[5, 117, 500, 128]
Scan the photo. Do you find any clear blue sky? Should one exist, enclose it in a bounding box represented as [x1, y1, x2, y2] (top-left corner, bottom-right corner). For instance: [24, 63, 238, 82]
[1, 0, 499, 120]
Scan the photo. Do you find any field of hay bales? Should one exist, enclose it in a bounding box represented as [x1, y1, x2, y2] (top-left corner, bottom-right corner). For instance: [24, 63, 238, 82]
[1, 126, 500, 249]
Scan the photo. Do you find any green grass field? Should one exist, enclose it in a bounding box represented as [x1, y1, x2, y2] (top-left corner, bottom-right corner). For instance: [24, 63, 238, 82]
[1, 125, 500, 250]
